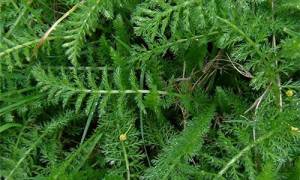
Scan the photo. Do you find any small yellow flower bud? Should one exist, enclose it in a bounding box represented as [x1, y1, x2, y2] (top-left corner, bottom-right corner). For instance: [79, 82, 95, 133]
[291, 126, 300, 133]
[286, 90, 294, 97]
[119, 134, 127, 142]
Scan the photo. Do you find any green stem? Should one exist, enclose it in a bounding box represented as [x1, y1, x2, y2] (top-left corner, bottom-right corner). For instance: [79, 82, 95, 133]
[0, 37, 57, 58]
[80, 97, 98, 144]
[0, 94, 44, 116]
[6, 133, 46, 180]
[121, 141, 131, 180]
[9, 0, 19, 10]
[77, 89, 169, 95]
[216, 16, 264, 58]
[216, 131, 275, 179]
[136, 32, 219, 62]
[154, 32, 219, 52]
[139, 70, 151, 166]
[0, 87, 36, 100]
[39, 82, 179, 96]
[271, 0, 282, 111]
[46, 66, 112, 71]
[5, 1, 32, 38]
[6, 111, 75, 179]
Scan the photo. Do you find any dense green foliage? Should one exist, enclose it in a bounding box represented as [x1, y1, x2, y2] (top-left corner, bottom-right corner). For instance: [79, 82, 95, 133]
[1, 0, 300, 179]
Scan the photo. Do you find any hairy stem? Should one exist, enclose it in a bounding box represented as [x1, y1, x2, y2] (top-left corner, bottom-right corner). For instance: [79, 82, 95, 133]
[271, 0, 283, 111]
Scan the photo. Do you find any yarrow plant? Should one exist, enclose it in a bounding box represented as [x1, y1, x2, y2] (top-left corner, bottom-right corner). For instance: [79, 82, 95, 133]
[0, 0, 300, 179]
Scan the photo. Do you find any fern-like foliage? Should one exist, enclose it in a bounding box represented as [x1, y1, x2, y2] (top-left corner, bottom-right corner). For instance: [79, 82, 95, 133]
[133, 0, 206, 43]
[62, 0, 104, 66]
[146, 104, 216, 179]
[31, 66, 167, 111]
[1, 110, 79, 179]
[1, 0, 300, 179]
[100, 108, 144, 178]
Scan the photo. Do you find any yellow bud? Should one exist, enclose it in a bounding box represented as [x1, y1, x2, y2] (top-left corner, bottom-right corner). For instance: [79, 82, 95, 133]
[119, 134, 127, 142]
[291, 126, 300, 133]
[286, 90, 294, 97]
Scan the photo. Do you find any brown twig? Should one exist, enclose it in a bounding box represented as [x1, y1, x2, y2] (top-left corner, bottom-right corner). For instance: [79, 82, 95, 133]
[34, 1, 85, 52]
[244, 83, 272, 114]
